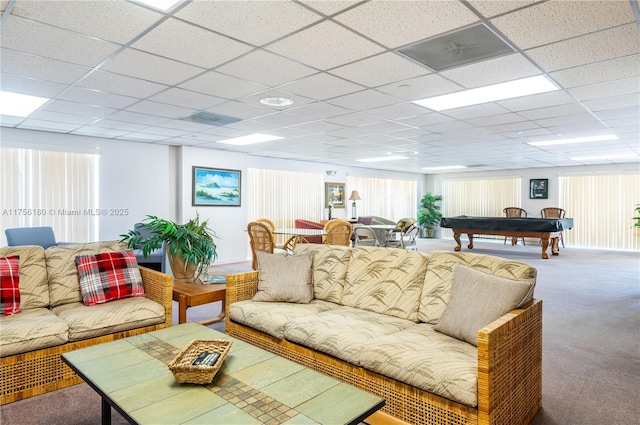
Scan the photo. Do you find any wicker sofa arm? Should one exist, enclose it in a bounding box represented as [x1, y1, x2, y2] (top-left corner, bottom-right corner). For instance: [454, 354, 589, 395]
[226, 271, 259, 306]
[477, 299, 542, 425]
[139, 266, 173, 328]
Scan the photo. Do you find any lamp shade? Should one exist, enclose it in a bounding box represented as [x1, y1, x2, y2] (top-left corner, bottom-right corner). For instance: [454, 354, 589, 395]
[348, 190, 361, 201]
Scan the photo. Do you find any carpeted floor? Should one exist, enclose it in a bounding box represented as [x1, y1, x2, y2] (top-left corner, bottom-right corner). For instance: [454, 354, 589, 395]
[2, 239, 639, 424]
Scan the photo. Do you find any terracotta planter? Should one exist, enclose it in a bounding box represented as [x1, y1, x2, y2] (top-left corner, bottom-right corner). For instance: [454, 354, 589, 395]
[168, 251, 198, 283]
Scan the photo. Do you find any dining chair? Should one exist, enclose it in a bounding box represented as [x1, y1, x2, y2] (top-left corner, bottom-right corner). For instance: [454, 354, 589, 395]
[503, 207, 528, 246]
[541, 207, 566, 247]
[353, 225, 380, 247]
[247, 221, 297, 270]
[401, 223, 420, 251]
[323, 219, 353, 246]
[387, 217, 416, 247]
[132, 222, 167, 272]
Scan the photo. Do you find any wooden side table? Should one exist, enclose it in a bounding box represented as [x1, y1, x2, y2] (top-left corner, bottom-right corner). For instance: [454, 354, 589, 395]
[172, 281, 226, 325]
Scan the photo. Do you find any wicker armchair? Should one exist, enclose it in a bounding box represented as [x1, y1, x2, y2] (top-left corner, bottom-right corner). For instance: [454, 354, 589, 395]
[323, 219, 353, 246]
[503, 207, 527, 246]
[541, 207, 566, 247]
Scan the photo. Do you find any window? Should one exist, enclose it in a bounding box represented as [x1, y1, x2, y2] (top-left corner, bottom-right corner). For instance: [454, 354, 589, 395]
[0, 147, 99, 243]
[346, 176, 417, 221]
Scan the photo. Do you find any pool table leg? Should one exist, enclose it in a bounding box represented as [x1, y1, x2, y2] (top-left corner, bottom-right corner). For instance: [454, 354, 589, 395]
[453, 232, 462, 251]
[551, 237, 560, 255]
[540, 238, 551, 259]
[467, 233, 474, 249]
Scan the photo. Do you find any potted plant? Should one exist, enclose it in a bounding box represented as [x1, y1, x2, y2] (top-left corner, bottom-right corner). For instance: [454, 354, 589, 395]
[634, 205, 640, 228]
[121, 214, 217, 283]
[417, 193, 443, 238]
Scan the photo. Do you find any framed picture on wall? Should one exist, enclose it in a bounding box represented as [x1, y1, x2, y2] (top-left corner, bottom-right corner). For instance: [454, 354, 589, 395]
[529, 178, 548, 199]
[192, 166, 241, 206]
[325, 182, 346, 208]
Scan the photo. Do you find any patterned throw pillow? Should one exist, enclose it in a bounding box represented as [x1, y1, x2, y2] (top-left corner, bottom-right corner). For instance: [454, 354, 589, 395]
[75, 250, 145, 306]
[0, 255, 21, 316]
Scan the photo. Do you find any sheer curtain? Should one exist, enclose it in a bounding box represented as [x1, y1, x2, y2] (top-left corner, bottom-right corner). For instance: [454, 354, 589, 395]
[346, 176, 417, 221]
[247, 168, 323, 228]
[0, 147, 99, 243]
[560, 173, 639, 250]
[440, 177, 521, 239]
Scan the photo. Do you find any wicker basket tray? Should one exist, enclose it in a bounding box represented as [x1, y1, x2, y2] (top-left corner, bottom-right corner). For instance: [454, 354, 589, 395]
[168, 339, 233, 384]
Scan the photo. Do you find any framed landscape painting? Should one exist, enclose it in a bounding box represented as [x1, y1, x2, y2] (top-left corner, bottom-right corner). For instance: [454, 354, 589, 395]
[192, 167, 241, 206]
[325, 182, 346, 208]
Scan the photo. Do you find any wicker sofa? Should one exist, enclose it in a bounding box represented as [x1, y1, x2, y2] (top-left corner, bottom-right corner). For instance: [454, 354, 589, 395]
[226, 244, 542, 425]
[0, 241, 173, 404]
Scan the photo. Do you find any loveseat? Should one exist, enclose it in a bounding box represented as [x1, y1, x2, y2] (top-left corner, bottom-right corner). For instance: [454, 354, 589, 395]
[226, 244, 542, 425]
[0, 241, 173, 404]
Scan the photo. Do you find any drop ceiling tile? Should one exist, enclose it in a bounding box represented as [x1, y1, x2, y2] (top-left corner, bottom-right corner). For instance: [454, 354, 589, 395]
[9, 1, 162, 44]
[223, 119, 280, 133]
[204, 100, 273, 120]
[288, 120, 345, 134]
[442, 104, 511, 120]
[465, 112, 527, 127]
[468, 0, 541, 19]
[266, 20, 384, 70]
[58, 87, 139, 109]
[568, 77, 640, 102]
[1, 17, 120, 67]
[135, 127, 189, 138]
[358, 121, 413, 134]
[594, 106, 639, 121]
[440, 54, 540, 88]
[17, 119, 80, 132]
[252, 112, 316, 128]
[118, 132, 168, 142]
[550, 55, 640, 89]
[327, 90, 400, 111]
[0, 74, 67, 98]
[363, 102, 430, 120]
[176, 1, 321, 46]
[518, 103, 587, 120]
[288, 102, 352, 120]
[334, 0, 478, 49]
[376, 74, 462, 101]
[77, 70, 168, 98]
[0, 49, 90, 85]
[178, 71, 268, 99]
[216, 50, 317, 87]
[498, 91, 575, 112]
[149, 88, 227, 110]
[72, 127, 129, 138]
[583, 94, 640, 112]
[526, 24, 640, 72]
[157, 120, 221, 133]
[395, 113, 454, 127]
[0, 115, 23, 126]
[279, 73, 364, 100]
[536, 114, 605, 130]
[28, 111, 97, 126]
[101, 49, 205, 86]
[132, 18, 253, 69]
[43, 100, 116, 118]
[490, 1, 636, 50]
[329, 52, 430, 88]
[298, 0, 360, 16]
[107, 110, 169, 126]
[325, 112, 384, 127]
[90, 119, 147, 132]
[125, 100, 195, 119]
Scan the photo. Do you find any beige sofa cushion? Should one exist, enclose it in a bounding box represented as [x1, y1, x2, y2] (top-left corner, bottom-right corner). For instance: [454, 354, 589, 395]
[0, 308, 69, 357]
[283, 306, 416, 363]
[419, 251, 537, 324]
[52, 297, 165, 341]
[253, 252, 313, 303]
[294, 244, 351, 303]
[0, 245, 49, 310]
[342, 247, 428, 321]
[46, 241, 127, 308]
[229, 299, 340, 339]
[359, 324, 478, 407]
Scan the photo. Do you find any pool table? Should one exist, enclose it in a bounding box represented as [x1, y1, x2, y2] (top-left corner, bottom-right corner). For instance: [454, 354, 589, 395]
[440, 216, 574, 259]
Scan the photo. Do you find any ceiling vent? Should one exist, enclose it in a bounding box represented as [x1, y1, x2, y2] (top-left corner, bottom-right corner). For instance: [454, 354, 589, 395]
[397, 24, 514, 72]
[180, 111, 241, 126]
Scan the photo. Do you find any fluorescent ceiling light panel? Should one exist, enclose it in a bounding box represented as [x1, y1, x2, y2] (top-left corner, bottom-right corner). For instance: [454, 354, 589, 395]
[0, 91, 49, 117]
[216, 133, 283, 146]
[421, 165, 467, 171]
[130, 0, 181, 11]
[570, 154, 638, 161]
[412, 75, 559, 111]
[356, 156, 407, 163]
[528, 134, 619, 147]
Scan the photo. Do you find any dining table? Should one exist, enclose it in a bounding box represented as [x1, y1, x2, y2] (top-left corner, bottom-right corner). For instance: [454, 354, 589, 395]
[365, 224, 401, 247]
[273, 228, 326, 237]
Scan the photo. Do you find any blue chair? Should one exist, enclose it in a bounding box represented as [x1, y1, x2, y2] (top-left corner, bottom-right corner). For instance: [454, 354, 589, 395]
[5, 226, 60, 249]
[132, 223, 166, 273]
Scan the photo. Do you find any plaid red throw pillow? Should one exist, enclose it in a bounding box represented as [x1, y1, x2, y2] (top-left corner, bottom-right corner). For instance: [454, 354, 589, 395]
[0, 255, 21, 316]
[75, 250, 145, 306]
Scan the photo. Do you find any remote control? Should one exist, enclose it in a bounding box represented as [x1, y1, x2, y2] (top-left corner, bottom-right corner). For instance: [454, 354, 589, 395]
[201, 352, 220, 367]
[192, 351, 210, 366]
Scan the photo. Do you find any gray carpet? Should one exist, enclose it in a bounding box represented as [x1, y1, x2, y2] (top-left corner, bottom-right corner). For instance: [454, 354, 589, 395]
[2, 239, 638, 424]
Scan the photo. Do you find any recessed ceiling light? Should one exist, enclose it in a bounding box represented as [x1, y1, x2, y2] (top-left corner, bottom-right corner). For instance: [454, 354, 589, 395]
[356, 156, 407, 163]
[216, 133, 283, 146]
[130, 0, 182, 11]
[260, 97, 293, 107]
[570, 154, 638, 161]
[421, 165, 468, 171]
[412, 75, 559, 111]
[0, 91, 49, 117]
[528, 134, 619, 146]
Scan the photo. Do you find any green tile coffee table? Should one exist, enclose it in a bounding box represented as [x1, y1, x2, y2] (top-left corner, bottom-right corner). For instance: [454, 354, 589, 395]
[62, 323, 384, 425]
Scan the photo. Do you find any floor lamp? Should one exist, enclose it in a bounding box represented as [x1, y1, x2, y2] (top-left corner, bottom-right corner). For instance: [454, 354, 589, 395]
[348, 190, 361, 219]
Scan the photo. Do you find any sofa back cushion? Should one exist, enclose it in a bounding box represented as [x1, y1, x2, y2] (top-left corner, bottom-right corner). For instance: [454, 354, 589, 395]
[342, 247, 429, 322]
[46, 241, 128, 308]
[0, 245, 49, 309]
[419, 251, 537, 324]
[293, 244, 350, 303]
